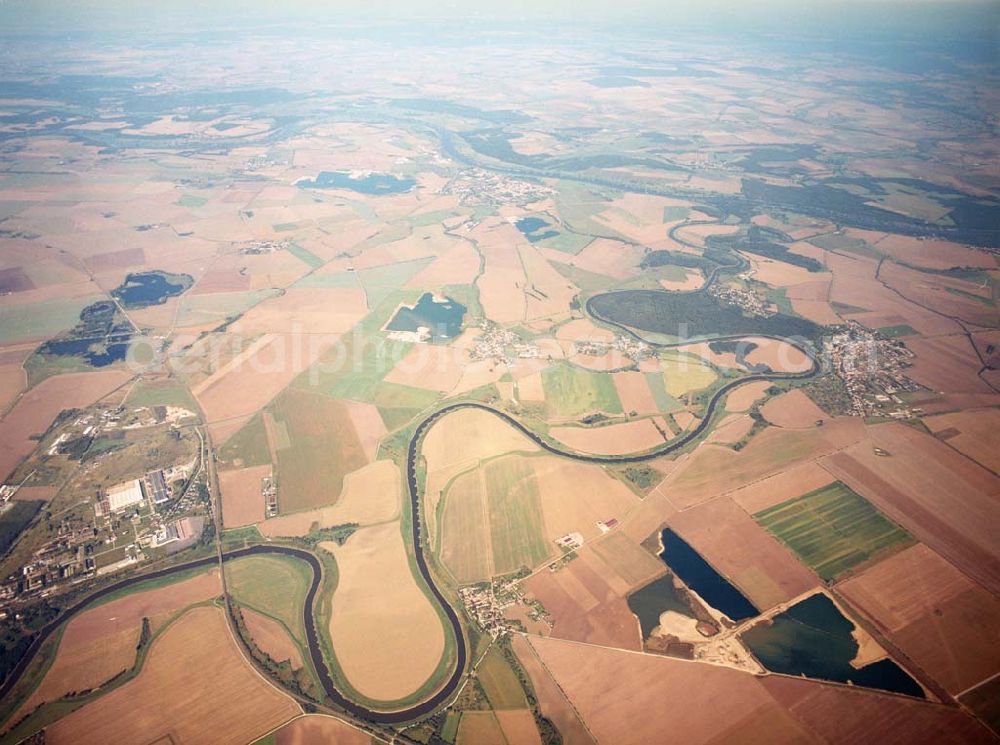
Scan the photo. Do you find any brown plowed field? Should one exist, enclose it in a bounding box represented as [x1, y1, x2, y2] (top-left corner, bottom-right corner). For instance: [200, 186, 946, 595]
[838, 544, 1000, 695]
[658, 418, 865, 510]
[243, 608, 303, 669]
[220, 464, 270, 528]
[46, 605, 298, 745]
[760, 674, 992, 744]
[923, 407, 1000, 473]
[820, 422, 1000, 594]
[523, 537, 658, 651]
[511, 635, 596, 745]
[670, 497, 819, 611]
[0, 370, 132, 481]
[258, 459, 400, 537]
[272, 715, 370, 745]
[760, 389, 828, 428]
[527, 635, 811, 744]
[550, 419, 666, 456]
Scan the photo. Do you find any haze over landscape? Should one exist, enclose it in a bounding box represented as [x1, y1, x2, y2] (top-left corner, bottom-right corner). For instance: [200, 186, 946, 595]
[0, 1, 997, 743]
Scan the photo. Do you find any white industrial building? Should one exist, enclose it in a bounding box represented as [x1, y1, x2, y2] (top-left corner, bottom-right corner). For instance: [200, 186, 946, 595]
[106, 479, 145, 513]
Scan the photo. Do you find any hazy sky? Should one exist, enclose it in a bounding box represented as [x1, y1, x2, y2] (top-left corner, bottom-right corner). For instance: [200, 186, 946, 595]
[2, 0, 997, 39]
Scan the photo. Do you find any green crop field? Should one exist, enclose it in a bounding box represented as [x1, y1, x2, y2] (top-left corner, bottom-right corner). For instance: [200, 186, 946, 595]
[541, 363, 622, 417]
[226, 553, 312, 643]
[477, 646, 529, 709]
[270, 389, 368, 512]
[174, 289, 279, 328]
[286, 243, 324, 269]
[218, 413, 272, 468]
[439, 469, 492, 584]
[754, 482, 912, 582]
[484, 457, 552, 574]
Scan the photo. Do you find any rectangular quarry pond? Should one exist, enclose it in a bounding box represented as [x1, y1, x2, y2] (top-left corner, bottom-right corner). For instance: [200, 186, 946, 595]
[385, 293, 466, 340]
[658, 529, 757, 622]
[627, 573, 695, 639]
[741, 593, 924, 698]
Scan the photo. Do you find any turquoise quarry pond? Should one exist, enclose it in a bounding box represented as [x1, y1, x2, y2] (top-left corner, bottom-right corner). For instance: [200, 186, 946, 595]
[386, 293, 466, 339]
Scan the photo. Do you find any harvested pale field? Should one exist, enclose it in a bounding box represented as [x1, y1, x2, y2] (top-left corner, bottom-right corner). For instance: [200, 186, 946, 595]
[194, 333, 333, 443]
[469, 219, 528, 324]
[820, 422, 1000, 594]
[273, 715, 370, 745]
[568, 350, 632, 371]
[658, 418, 865, 510]
[523, 543, 649, 651]
[271, 390, 369, 514]
[321, 522, 445, 702]
[725, 380, 772, 412]
[673, 222, 740, 248]
[881, 262, 998, 328]
[518, 243, 579, 321]
[550, 419, 666, 456]
[423, 408, 539, 532]
[235, 287, 369, 335]
[496, 710, 543, 745]
[528, 635, 811, 745]
[439, 468, 492, 583]
[745, 254, 830, 289]
[839, 543, 1000, 695]
[670, 497, 818, 611]
[510, 635, 596, 745]
[569, 237, 644, 279]
[760, 389, 828, 428]
[613, 372, 659, 415]
[729, 461, 836, 514]
[484, 456, 553, 574]
[405, 240, 480, 289]
[744, 339, 813, 374]
[705, 413, 755, 445]
[659, 268, 704, 291]
[790, 296, 842, 325]
[760, 674, 992, 744]
[46, 606, 299, 745]
[905, 334, 996, 395]
[450, 357, 508, 397]
[0, 369, 132, 481]
[534, 458, 641, 544]
[825, 251, 962, 338]
[220, 464, 270, 528]
[875, 235, 996, 271]
[923, 407, 1000, 473]
[516, 372, 546, 403]
[84, 246, 146, 273]
[0, 362, 26, 412]
[384, 345, 465, 393]
[555, 318, 615, 344]
[258, 460, 400, 537]
[456, 711, 506, 745]
[342, 400, 386, 461]
[243, 608, 303, 669]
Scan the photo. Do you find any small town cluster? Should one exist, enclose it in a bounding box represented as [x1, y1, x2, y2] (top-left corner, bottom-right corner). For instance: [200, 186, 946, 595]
[824, 321, 923, 417]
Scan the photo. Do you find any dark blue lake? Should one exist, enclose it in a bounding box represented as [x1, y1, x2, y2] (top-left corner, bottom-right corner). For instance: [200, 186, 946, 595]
[741, 593, 924, 698]
[112, 271, 192, 309]
[659, 529, 758, 622]
[298, 170, 415, 195]
[386, 293, 466, 340]
[627, 573, 695, 638]
[516, 216, 559, 243]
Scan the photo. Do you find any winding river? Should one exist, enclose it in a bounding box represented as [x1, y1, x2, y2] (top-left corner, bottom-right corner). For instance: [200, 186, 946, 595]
[0, 304, 819, 726]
